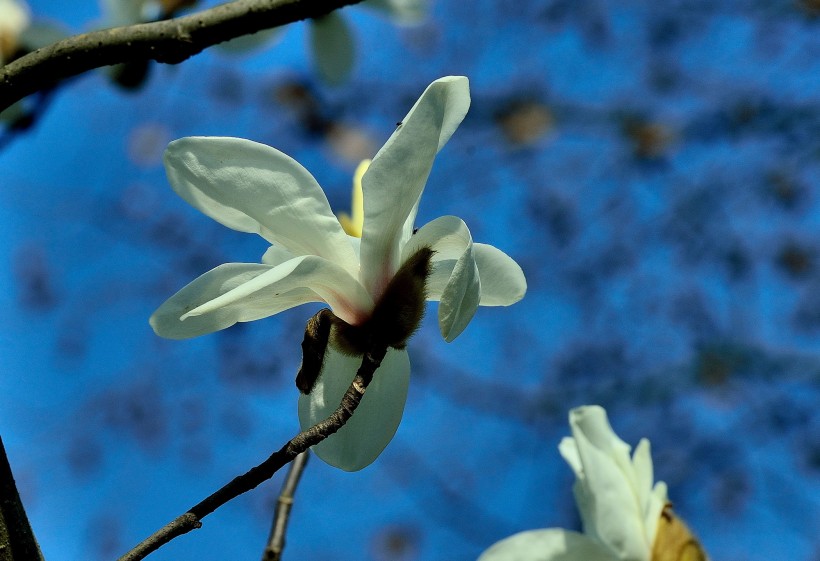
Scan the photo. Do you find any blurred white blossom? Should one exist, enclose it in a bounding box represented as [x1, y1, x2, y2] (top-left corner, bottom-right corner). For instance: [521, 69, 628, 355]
[479, 405, 708, 561]
[0, 0, 30, 65]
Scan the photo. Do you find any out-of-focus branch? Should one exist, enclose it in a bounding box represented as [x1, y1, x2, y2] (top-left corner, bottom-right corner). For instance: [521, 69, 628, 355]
[0, 437, 44, 561]
[0, 0, 365, 112]
[116, 345, 387, 561]
[261, 451, 309, 561]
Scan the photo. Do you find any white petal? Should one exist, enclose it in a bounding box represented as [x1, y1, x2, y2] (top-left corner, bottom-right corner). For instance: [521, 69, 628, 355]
[182, 255, 374, 326]
[261, 245, 297, 267]
[568, 406, 651, 561]
[297, 347, 410, 471]
[632, 439, 654, 524]
[364, 0, 427, 25]
[438, 243, 480, 342]
[402, 215, 472, 263]
[558, 436, 583, 478]
[406, 217, 526, 308]
[359, 77, 470, 299]
[149, 263, 319, 339]
[310, 12, 355, 86]
[645, 481, 669, 550]
[216, 27, 281, 55]
[164, 137, 358, 275]
[478, 529, 618, 561]
[473, 243, 527, 306]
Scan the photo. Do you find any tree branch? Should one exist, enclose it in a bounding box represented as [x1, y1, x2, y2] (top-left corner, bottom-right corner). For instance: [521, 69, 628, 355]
[261, 451, 309, 561]
[0, 0, 365, 112]
[0, 437, 44, 561]
[116, 345, 387, 561]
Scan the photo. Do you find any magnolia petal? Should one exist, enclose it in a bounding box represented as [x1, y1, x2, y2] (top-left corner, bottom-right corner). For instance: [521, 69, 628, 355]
[164, 137, 358, 274]
[297, 347, 410, 471]
[568, 406, 651, 561]
[261, 245, 297, 267]
[359, 76, 470, 298]
[150, 263, 319, 339]
[364, 0, 427, 25]
[438, 244, 480, 342]
[478, 529, 618, 561]
[402, 215, 472, 263]
[216, 27, 282, 54]
[632, 439, 654, 523]
[310, 12, 355, 86]
[181, 255, 373, 326]
[425, 242, 527, 307]
[473, 243, 527, 306]
[100, 0, 142, 26]
[645, 480, 669, 552]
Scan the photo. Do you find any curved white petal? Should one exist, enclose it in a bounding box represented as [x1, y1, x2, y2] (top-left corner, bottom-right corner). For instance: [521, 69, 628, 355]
[297, 347, 410, 471]
[410, 218, 524, 310]
[359, 77, 470, 299]
[261, 244, 297, 267]
[438, 243, 480, 342]
[402, 215, 472, 263]
[310, 12, 355, 86]
[565, 406, 652, 561]
[646, 481, 668, 550]
[400, 215, 479, 340]
[473, 243, 527, 306]
[181, 255, 374, 326]
[164, 137, 358, 274]
[478, 529, 618, 561]
[150, 263, 320, 339]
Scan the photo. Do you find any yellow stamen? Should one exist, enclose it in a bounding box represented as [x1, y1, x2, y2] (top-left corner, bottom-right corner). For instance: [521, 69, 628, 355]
[338, 159, 369, 238]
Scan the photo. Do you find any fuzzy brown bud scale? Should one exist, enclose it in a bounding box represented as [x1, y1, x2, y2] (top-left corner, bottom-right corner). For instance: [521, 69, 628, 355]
[295, 247, 433, 394]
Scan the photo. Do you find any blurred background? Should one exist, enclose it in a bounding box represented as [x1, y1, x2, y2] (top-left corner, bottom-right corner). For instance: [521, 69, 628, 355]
[1, 0, 820, 560]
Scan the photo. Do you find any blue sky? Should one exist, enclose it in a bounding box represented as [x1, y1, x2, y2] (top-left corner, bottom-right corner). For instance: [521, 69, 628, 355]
[1, 1, 820, 560]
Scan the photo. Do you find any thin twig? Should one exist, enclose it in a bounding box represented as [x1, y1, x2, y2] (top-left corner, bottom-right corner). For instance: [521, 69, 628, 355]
[0, 0, 365, 112]
[261, 451, 309, 561]
[117, 345, 387, 561]
[0, 437, 45, 561]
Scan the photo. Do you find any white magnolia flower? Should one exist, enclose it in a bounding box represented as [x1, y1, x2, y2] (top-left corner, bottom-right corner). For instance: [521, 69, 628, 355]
[151, 76, 527, 471]
[0, 0, 30, 66]
[479, 405, 707, 561]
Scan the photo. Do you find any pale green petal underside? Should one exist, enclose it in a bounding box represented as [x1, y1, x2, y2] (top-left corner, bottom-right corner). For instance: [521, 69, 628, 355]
[473, 243, 527, 305]
[438, 244, 480, 342]
[164, 137, 357, 274]
[310, 12, 355, 85]
[181, 255, 373, 327]
[149, 263, 318, 339]
[297, 347, 410, 471]
[478, 529, 617, 561]
[360, 76, 470, 298]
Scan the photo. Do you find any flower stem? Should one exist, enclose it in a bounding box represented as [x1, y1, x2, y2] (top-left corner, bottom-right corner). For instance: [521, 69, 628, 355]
[260, 451, 310, 561]
[116, 345, 388, 561]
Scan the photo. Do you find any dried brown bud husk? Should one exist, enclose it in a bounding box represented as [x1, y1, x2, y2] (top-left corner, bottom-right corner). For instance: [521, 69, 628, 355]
[651, 505, 709, 561]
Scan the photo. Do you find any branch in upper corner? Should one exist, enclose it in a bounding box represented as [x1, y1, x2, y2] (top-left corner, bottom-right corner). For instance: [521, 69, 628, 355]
[116, 345, 387, 561]
[0, 0, 366, 112]
[261, 450, 310, 561]
[0, 437, 45, 561]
